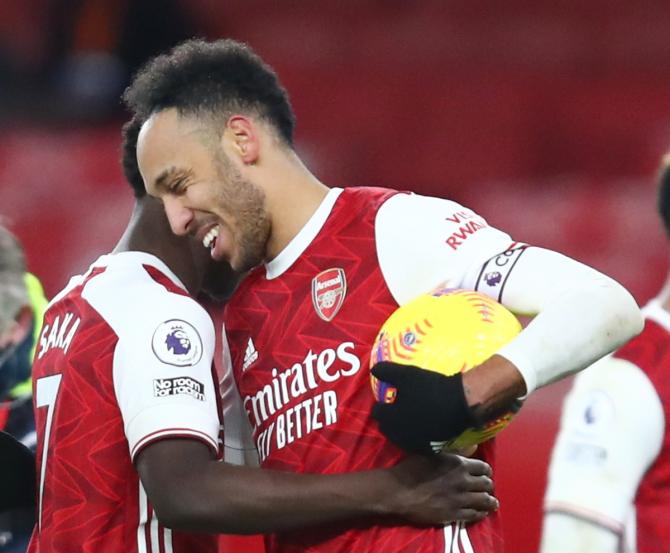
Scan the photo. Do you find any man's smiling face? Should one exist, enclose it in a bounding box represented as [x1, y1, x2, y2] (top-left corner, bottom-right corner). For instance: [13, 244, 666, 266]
[137, 108, 270, 273]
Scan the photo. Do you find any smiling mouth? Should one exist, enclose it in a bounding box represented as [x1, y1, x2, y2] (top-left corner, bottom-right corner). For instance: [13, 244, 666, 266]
[203, 226, 220, 250]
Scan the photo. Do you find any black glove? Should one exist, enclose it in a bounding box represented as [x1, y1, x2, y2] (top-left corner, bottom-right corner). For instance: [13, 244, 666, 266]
[0, 431, 36, 511]
[371, 362, 477, 454]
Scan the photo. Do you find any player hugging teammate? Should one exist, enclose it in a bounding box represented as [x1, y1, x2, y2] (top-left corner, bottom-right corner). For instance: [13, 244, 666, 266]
[123, 38, 642, 553]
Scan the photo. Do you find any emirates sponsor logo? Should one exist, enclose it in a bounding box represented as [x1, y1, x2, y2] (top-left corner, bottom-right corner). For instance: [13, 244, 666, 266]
[242, 342, 362, 461]
[311, 268, 347, 321]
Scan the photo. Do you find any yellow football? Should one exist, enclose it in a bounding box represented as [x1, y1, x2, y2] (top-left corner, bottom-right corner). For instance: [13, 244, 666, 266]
[370, 287, 522, 450]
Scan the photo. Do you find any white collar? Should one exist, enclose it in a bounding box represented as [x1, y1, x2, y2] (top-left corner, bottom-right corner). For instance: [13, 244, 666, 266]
[265, 188, 343, 280]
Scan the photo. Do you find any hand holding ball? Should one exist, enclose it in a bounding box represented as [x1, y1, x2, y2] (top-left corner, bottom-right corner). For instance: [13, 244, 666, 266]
[370, 288, 522, 453]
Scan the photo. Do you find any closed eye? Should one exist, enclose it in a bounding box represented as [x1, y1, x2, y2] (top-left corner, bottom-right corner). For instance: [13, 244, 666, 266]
[168, 176, 190, 195]
[154, 166, 194, 196]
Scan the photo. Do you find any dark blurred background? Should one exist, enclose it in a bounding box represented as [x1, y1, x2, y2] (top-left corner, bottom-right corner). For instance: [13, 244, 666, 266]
[3, 1, 670, 551]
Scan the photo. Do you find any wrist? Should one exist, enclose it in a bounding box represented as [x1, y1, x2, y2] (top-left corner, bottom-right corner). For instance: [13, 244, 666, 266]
[356, 467, 405, 517]
[463, 354, 526, 421]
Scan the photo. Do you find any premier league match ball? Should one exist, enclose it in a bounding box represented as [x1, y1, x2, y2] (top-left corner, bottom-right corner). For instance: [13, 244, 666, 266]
[370, 288, 522, 451]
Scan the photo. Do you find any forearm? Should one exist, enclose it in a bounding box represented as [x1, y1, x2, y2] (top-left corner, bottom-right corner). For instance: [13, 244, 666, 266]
[141, 440, 497, 533]
[173, 460, 395, 534]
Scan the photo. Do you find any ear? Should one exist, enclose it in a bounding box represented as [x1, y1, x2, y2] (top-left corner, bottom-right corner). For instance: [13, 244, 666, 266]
[0, 306, 32, 349]
[224, 115, 260, 165]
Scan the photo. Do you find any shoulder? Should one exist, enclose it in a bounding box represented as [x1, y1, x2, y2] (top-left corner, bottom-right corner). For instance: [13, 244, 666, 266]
[571, 355, 660, 414]
[330, 187, 401, 224]
[82, 256, 212, 344]
[563, 354, 664, 455]
[376, 191, 465, 220]
[375, 192, 505, 250]
[373, 192, 513, 304]
[342, 186, 400, 205]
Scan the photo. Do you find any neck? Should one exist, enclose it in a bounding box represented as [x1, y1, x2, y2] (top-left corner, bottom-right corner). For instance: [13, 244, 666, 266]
[113, 198, 201, 294]
[263, 151, 329, 261]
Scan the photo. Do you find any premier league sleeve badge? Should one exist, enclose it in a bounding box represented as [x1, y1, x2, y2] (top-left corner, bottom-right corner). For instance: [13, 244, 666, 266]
[151, 319, 204, 367]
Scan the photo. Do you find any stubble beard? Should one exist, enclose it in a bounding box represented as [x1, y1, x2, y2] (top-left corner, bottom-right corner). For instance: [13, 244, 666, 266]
[215, 151, 271, 273]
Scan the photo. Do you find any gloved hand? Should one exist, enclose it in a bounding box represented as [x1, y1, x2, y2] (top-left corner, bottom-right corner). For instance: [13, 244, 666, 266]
[371, 361, 478, 454]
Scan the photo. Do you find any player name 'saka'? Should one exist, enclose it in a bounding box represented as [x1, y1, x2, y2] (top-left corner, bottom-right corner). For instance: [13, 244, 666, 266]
[37, 312, 81, 359]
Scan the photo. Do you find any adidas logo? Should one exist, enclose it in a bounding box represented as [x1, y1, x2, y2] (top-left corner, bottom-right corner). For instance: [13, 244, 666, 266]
[242, 337, 259, 371]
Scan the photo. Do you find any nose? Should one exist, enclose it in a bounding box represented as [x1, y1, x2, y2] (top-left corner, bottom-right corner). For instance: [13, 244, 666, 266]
[163, 196, 194, 236]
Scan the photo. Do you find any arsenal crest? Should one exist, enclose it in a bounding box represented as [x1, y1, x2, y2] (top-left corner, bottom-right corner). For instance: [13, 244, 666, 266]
[311, 268, 347, 322]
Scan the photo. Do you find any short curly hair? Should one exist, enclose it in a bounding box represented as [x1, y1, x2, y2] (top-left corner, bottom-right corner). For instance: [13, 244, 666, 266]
[123, 38, 295, 146]
[121, 117, 145, 198]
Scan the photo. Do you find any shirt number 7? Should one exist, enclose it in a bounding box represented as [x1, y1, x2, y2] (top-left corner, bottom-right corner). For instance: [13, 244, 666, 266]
[35, 373, 62, 530]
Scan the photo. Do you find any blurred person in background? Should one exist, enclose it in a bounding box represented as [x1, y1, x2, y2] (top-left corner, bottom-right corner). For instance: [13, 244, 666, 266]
[127, 38, 643, 553]
[540, 156, 670, 553]
[27, 117, 499, 553]
[1, 0, 198, 123]
[0, 226, 47, 553]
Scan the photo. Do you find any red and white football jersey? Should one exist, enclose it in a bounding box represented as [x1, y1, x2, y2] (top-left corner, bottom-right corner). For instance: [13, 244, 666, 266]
[223, 187, 516, 553]
[545, 300, 670, 553]
[28, 252, 221, 553]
